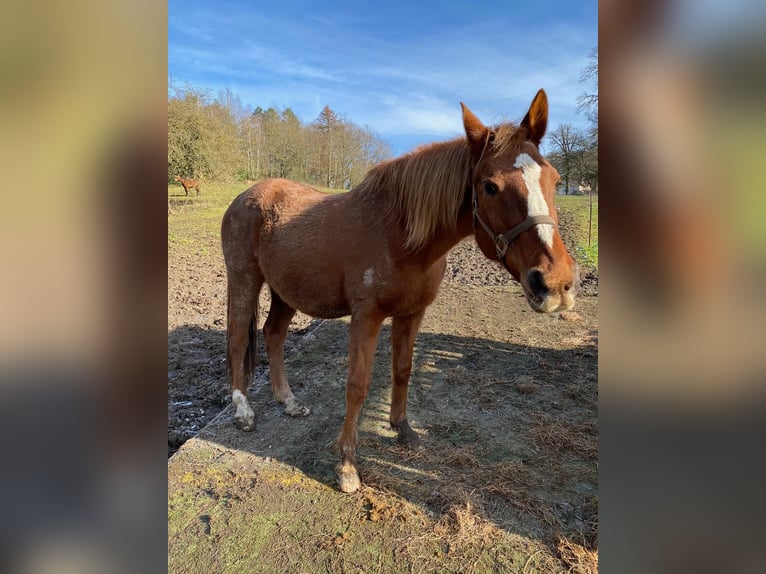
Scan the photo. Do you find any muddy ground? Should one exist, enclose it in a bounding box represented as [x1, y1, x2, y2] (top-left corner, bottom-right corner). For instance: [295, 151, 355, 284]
[168, 208, 597, 572]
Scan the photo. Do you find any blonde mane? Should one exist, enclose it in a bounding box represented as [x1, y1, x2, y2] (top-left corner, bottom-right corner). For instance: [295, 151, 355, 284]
[357, 122, 522, 251]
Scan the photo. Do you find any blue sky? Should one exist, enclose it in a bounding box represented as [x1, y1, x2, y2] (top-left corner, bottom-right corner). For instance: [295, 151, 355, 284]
[168, 1, 597, 155]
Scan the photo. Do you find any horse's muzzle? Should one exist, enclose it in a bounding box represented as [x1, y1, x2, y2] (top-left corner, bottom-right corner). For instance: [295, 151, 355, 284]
[523, 264, 578, 313]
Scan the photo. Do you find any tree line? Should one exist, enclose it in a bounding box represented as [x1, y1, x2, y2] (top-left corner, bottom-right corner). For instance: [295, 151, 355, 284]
[168, 83, 392, 189]
[547, 123, 597, 195]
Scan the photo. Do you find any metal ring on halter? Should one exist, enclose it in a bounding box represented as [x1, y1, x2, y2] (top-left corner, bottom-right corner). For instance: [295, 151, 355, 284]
[494, 235, 509, 258]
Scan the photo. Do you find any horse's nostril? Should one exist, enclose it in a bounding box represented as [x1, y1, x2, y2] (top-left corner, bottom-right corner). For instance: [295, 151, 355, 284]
[527, 269, 548, 298]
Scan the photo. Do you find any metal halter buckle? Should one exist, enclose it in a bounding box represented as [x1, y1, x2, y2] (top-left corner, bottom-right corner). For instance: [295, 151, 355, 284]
[494, 234, 509, 258]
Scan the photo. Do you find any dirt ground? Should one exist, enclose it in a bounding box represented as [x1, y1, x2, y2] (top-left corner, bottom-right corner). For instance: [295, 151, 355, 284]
[168, 209, 598, 572]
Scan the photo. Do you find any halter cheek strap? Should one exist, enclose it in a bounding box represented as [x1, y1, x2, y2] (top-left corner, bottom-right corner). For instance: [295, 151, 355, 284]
[473, 196, 557, 260]
[471, 133, 558, 266]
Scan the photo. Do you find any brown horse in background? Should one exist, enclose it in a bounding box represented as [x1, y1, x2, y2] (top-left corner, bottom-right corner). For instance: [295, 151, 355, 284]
[221, 90, 577, 493]
[174, 175, 201, 196]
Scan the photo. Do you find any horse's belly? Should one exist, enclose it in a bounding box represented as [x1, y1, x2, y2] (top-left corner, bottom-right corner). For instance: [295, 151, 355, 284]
[262, 263, 350, 319]
[289, 293, 350, 319]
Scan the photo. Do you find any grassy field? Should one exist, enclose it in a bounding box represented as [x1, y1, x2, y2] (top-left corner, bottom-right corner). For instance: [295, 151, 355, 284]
[555, 193, 599, 269]
[168, 181, 599, 270]
[168, 181, 248, 255]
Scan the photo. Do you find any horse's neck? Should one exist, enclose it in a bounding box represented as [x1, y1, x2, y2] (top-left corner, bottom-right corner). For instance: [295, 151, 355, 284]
[415, 195, 474, 265]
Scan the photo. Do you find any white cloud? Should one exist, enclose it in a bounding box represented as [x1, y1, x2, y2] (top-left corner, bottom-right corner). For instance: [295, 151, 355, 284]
[371, 97, 462, 137]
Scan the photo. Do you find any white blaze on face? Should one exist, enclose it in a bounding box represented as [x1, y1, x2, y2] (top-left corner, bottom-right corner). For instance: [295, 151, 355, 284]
[513, 152, 554, 248]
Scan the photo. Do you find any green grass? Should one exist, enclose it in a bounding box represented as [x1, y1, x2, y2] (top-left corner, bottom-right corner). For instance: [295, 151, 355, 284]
[555, 194, 599, 269]
[168, 181, 247, 256]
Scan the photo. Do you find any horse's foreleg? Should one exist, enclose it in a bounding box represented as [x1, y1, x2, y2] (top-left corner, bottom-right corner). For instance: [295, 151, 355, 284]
[227, 275, 262, 431]
[390, 310, 425, 448]
[336, 309, 384, 493]
[264, 289, 310, 417]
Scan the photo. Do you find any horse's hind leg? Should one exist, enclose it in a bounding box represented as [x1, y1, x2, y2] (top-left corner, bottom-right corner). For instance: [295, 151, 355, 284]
[227, 273, 263, 431]
[389, 310, 425, 448]
[263, 289, 310, 417]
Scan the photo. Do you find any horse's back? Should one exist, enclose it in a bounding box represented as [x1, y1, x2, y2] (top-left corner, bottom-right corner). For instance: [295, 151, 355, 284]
[222, 179, 349, 315]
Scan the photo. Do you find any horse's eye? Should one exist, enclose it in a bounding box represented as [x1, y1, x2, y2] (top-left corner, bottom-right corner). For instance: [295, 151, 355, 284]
[483, 182, 499, 196]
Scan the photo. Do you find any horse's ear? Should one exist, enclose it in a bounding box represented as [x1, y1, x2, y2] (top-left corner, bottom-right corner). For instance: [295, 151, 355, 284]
[520, 89, 548, 146]
[461, 102, 489, 161]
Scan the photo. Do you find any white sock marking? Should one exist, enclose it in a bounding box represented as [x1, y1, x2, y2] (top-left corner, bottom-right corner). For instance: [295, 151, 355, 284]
[514, 152, 554, 247]
[232, 389, 254, 421]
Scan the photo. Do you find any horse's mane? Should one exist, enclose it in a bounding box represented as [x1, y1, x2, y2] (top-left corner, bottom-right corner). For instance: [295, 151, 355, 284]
[356, 122, 523, 251]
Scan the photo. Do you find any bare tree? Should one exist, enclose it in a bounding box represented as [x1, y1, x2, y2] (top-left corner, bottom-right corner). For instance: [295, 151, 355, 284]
[217, 88, 248, 122]
[577, 45, 598, 137]
[576, 46, 598, 193]
[548, 123, 587, 194]
[312, 105, 342, 187]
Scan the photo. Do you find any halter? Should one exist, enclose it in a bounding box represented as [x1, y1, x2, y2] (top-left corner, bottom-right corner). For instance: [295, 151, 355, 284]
[471, 133, 558, 267]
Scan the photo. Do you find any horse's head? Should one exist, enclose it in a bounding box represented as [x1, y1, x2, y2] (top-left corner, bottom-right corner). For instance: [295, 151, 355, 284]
[174, 175, 181, 182]
[462, 90, 577, 313]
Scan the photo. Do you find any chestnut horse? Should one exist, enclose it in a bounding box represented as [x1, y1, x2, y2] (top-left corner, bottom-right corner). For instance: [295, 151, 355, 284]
[174, 175, 201, 196]
[221, 90, 577, 493]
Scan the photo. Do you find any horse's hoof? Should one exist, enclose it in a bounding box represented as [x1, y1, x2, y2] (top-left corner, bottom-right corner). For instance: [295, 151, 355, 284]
[396, 429, 421, 449]
[393, 419, 421, 449]
[336, 462, 361, 493]
[233, 416, 256, 432]
[284, 396, 311, 417]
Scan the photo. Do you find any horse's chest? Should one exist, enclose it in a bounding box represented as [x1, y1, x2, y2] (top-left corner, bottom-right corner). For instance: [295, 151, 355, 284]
[375, 265, 445, 316]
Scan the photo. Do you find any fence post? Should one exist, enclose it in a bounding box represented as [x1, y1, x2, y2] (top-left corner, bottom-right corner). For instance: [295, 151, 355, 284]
[588, 186, 593, 247]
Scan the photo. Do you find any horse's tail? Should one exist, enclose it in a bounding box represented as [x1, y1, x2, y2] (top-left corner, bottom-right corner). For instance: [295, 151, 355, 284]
[244, 302, 257, 383]
[223, 190, 262, 389]
[225, 285, 233, 378]
[225, 281, 258, 384]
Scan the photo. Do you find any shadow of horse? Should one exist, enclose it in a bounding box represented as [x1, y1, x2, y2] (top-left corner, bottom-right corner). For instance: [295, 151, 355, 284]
[169, 318, 597, 551]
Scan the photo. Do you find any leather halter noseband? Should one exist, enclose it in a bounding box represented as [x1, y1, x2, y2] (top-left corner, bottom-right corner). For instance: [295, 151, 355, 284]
[471, 134, 557, 265]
